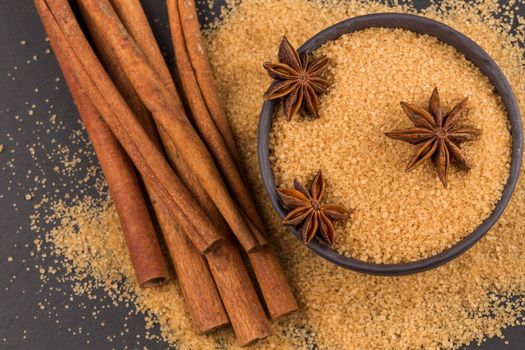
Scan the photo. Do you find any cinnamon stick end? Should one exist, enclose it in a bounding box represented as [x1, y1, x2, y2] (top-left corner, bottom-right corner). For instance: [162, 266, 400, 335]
[269, 304, 299, 321]
[238, 334, 270, 348]
[139, 276, 170, 288]
[194, 319, 229, 335]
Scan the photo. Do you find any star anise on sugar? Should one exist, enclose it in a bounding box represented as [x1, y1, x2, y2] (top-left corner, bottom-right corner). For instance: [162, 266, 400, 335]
[263, 36, 330, 121]
[277, 171, 350, 245]
[384, 87, 482, 188]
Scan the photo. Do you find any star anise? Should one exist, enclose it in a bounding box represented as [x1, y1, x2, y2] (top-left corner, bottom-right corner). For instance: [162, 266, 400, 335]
[263, 36, 330, 121]
[384, 88, 482, 188]
[277, 171, 350, 245]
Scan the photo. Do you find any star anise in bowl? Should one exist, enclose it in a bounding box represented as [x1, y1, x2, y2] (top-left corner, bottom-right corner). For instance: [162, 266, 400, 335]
[277, 171, 350, 245]
[263, 36, 331, 121]
[384, 88, 482, 188]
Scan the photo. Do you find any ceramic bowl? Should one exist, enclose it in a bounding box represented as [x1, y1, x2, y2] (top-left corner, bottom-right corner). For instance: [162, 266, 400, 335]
[257, 13, 523, 276]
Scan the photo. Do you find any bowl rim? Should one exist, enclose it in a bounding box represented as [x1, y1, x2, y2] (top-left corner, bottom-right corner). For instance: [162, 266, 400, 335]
[257, 13, 524, 276]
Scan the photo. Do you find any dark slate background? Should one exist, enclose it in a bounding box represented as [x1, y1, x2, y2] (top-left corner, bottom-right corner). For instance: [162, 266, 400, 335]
[0, 0, 523, 349]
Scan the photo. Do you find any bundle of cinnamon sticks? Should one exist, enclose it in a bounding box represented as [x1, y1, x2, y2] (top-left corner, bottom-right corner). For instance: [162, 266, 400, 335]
[34, 0, 297, 345]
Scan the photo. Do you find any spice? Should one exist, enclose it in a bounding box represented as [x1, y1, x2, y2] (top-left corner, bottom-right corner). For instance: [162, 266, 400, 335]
[76, 0, 266, 253]
[108, 0, 178, 98]
[38, 0, 170, 289]
[269, 27, 510, 263]
[167, 0, 298, 321]
[263, 37, 330, 120]
[176, 0, 240, 164]
[385, 87, 482, 188]
[95, 0, 274, 341]
[278, 170, 350, 245]
[37, 0, 225, 254]
[167, 0, 265, 247]
[78, 0, 233, 334]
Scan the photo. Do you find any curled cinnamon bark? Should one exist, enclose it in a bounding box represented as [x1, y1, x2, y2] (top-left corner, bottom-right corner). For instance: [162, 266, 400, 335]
[176, 0, 239, 163]
[77, 0, 266, 253]
[169, 146, 272, 344]
[108, 0, 178, 98]
[79, 6, 230, 333]
[103, 1, 272, 343]
[35, 0, 169, 289]
[169, 0, 298, 319]
[167, 0, 262, 240]
[39, 0, 224, 254]
[155, 202, 230, 334]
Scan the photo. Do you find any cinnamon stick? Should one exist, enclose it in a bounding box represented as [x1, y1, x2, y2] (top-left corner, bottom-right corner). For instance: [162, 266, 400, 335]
[152, 109, 271, 343]
[79, 8, 229, 334]
[158, 136, 271, 343]
[101, 1, 272, 343]
[76, 0, 266, 253]
[107, 0, 178, 99]
[155, 202, 229, 334]
[247, 248, 298, 320]
[170, 0, 298, 319]
[157, 123, 272, 343]
[174, 0, 265, 233]
[39, 0, 224, 254]
[38, 1, 169, 289]
[176, 0, 239, 164]
[167, 0, 263, 238]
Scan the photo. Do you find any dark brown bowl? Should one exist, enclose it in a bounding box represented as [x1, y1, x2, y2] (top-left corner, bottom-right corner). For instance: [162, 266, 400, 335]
[258, 13, 523, 276]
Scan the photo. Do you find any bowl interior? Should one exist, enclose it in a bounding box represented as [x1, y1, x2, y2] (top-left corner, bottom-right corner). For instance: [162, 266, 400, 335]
[258, 13, 523, 276]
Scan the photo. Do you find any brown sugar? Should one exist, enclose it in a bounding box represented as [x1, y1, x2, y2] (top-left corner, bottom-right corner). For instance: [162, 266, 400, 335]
[270, 28, 511, 263]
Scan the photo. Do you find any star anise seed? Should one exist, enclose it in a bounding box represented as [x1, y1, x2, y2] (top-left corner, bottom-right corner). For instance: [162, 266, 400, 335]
[384, 87, 482, 188]
[263, 36, 330, 121]
[277, 171, 350, 245]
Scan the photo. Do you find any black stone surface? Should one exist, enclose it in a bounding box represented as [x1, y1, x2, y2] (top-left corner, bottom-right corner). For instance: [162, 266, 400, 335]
[0, 1, 523, 349]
